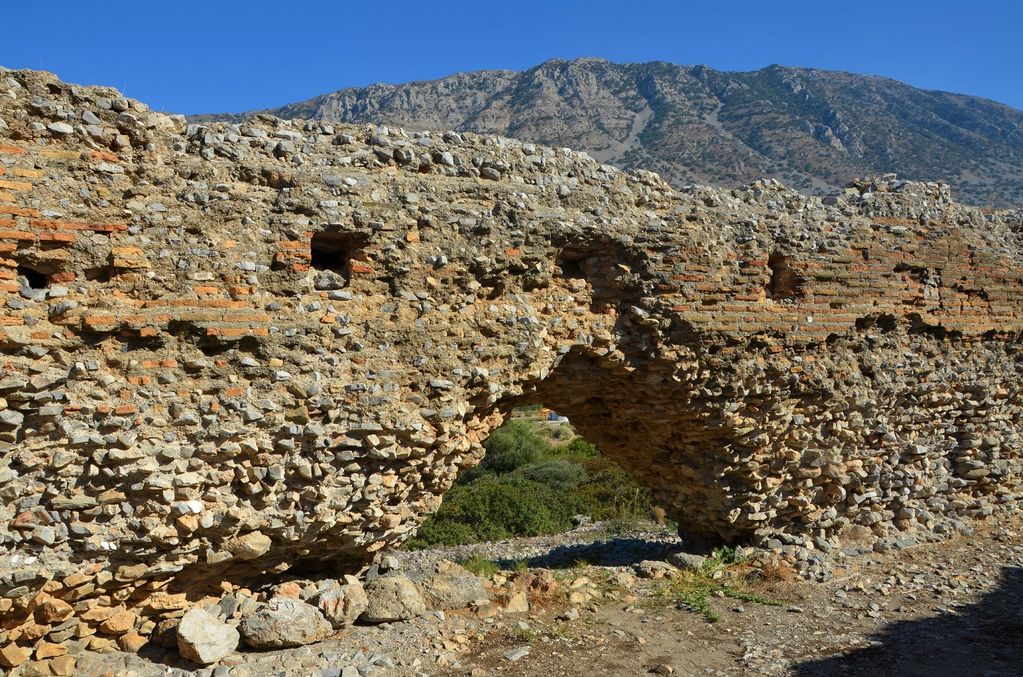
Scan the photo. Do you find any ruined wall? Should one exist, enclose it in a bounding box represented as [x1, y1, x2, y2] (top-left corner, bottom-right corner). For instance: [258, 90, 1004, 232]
[1, 68, 1022, 651]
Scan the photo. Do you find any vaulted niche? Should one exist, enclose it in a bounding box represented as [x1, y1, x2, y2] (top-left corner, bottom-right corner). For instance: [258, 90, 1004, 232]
[310, 231, 368, 281]
[555, 246, 591, 282]
[767, 252, 802, 300]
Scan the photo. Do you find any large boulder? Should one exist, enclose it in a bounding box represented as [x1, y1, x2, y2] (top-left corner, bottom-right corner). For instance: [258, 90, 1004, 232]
[226, 531, 272, 560]
[407, 560, 488, 610]
[176, 608, 239, 665]
[239, 598, 332, 649]
[315, 575, 369, 628]
[360, 575, 427, 623]
[667, 551, 707, 571]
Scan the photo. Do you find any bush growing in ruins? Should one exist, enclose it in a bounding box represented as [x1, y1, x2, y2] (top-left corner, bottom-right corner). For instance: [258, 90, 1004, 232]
[406, 419, 655, 548]
[557, 437, 600, 458]
[572, 457, 653, 521]
[476, 420, 548, 474]
[518, 459, 584, 490]
[408, 474, 570, 546]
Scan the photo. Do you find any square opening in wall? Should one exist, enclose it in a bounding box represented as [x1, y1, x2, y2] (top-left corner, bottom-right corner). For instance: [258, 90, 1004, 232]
[310, 231, 367, 283]
[17, 264, 49, 290]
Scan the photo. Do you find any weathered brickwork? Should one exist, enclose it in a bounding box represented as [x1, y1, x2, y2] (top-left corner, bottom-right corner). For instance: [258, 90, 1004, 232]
[1, 68, 1022, 660]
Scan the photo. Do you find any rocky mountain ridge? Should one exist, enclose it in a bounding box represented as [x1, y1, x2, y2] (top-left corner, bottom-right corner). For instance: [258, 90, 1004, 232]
[198, 58, 1023, 207]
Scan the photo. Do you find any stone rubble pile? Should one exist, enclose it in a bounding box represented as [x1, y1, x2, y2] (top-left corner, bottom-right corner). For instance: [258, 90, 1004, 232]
[0, 66, 1021, 668]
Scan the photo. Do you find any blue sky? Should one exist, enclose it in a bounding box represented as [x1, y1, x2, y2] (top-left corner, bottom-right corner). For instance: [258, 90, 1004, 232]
[3, 0, 1020, 114]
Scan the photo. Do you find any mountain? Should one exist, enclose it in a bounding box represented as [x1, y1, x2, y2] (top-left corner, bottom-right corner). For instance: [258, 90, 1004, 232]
[196, 58, 1023, 207]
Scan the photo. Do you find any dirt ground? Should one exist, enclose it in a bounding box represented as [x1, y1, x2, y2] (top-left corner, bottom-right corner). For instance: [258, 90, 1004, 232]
[453, 520, 1023, 677]
[76, 518, 1023, 677]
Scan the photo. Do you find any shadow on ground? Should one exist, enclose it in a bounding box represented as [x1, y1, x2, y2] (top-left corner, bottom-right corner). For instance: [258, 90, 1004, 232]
[492, 536, 679, 569]
[794, 566, 1023, 677]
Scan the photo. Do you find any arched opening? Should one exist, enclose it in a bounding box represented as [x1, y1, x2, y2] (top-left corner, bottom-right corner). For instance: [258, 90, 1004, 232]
[513, 349, 751, 549]
[552, 243, 624, 312]
[555, 247, 590, 282]
[406, 404, 660, 551]
[411, 346, 750, 557]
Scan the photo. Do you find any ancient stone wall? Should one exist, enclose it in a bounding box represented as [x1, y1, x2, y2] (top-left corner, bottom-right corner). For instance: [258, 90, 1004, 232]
[1, 68, 1022, 656]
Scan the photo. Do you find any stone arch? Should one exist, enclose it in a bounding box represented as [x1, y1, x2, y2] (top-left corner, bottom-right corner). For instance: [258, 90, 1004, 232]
[6, 68, 1023, 662]
[493, 344, 745, 545]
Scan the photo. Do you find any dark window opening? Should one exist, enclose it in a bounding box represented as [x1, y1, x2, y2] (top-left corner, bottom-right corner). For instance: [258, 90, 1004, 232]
[310, 231, 367, 280]
[767, 252, 801, 299]
[17, 265, 49, 290]
[85, 266, 112, 283]
[555, 248, 590, 281]
[907, 313, 959, 340]
[167, 320, 263, 357]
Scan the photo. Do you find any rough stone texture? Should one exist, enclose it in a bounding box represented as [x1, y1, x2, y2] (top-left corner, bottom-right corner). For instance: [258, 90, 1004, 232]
[201, 58, 1023, 208]
[504, 591, 530, 614]
[176, 607, 240, 665]
[314, 575, 369, 628]
[239, 597, 332, 649]
[361, 575, 428, 623]
[0, 67, 1022, 656]
[666, 551, 707, 571]
[406, 560, 488, 611]
[226, 530, 272, 560]
[0, 642, 31, 667]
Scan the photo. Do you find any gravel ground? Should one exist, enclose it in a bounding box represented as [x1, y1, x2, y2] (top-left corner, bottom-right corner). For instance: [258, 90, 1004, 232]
[395, 521, 684, 570]
[75, 518, 1023, 676]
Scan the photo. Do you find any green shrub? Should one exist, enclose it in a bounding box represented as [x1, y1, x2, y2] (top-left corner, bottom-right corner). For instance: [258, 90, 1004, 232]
[515, 459, 584, 490]
[405, 519, 476, 550]
[547, 426, 569, 441]
[406, 474, 573, 548]
[457, 555, 501, 576]
[479, 420, 548, 474]
[555, 437, 600, 459]
[406, 416, 658, 549]
[571, 457, 655, 522]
